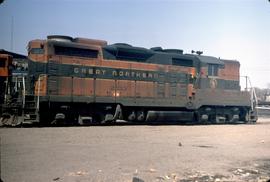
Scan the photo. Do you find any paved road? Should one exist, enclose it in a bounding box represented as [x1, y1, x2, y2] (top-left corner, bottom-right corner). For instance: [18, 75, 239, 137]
[1, 118, 270, 182]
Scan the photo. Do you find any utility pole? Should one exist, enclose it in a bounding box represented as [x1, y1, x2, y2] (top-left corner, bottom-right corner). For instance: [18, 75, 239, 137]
[245, 76, 248, 91]
[11, 16, 14, 51]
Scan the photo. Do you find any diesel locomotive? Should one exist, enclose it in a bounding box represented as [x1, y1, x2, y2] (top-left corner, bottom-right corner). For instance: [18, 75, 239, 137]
[0, 35, 257, 126]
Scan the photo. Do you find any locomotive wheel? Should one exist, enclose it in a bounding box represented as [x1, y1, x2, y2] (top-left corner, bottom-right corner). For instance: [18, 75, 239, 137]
[127, 111, 136, 122]
[225, 111, 234, 124]
[195, 111, 209, 125]
[92, 112, 105, 124]
[194, 111, 202, 124]
[51, 113, 67, 126]
[136, 110, 145, 122]
[244, 111, 250, 123]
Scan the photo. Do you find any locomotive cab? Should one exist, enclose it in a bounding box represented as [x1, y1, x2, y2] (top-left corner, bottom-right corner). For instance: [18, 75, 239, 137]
[192, 55, 257, 123]
[195, 55, 225, 89]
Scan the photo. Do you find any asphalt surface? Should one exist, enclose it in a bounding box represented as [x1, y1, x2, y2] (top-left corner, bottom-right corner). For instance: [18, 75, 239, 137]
[1, 117, 270, 182]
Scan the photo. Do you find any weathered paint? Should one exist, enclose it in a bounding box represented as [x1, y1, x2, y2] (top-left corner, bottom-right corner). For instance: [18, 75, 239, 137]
[0, 54, 12, 77]
[28, 36, 252, 111]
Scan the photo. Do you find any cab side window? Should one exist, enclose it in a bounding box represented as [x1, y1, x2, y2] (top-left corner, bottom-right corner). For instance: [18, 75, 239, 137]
[0, 58, 6, 67]
[208, 64, 218, 76]
[30, 48, 44, 54]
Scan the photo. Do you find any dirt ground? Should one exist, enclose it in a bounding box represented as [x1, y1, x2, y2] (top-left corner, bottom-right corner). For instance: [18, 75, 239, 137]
[1, 117, 270, 182]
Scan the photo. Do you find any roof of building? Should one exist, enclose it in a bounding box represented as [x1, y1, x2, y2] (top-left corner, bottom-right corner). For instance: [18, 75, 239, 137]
[0, 49, 27, 59]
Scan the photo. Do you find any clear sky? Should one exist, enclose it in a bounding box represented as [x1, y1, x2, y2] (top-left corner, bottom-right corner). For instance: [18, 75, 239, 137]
[0, 0, 269, 88]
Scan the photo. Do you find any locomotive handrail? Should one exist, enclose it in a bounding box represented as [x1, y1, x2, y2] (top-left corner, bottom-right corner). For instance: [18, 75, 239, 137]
[37, 75, 40, 111]
[248, 78, 258, 111]
[4, 77, 9, 104]
[22, 76, 26, 109]
[241, 75, 258, 111]
[36, 74, 45, 111]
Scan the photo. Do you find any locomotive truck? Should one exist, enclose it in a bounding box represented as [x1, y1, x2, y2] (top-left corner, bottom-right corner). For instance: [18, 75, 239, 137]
[0, 35, 257, 126]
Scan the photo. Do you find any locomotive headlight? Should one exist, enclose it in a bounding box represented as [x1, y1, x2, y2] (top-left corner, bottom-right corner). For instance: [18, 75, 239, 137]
[113, 92, 120, 97]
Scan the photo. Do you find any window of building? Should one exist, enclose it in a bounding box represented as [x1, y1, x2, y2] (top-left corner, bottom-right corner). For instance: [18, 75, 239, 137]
[54, 46, 98, 58]
[208, 64, 218, 76]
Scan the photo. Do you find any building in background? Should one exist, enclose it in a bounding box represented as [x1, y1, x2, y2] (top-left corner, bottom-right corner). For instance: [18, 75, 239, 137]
[0, 49, 28, 76]
[0, 50, 28, 108]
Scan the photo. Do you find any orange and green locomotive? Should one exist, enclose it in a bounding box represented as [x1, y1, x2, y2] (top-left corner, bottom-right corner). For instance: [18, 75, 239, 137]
[1, 35, 257, 125]
[0, 54, 13, 106]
